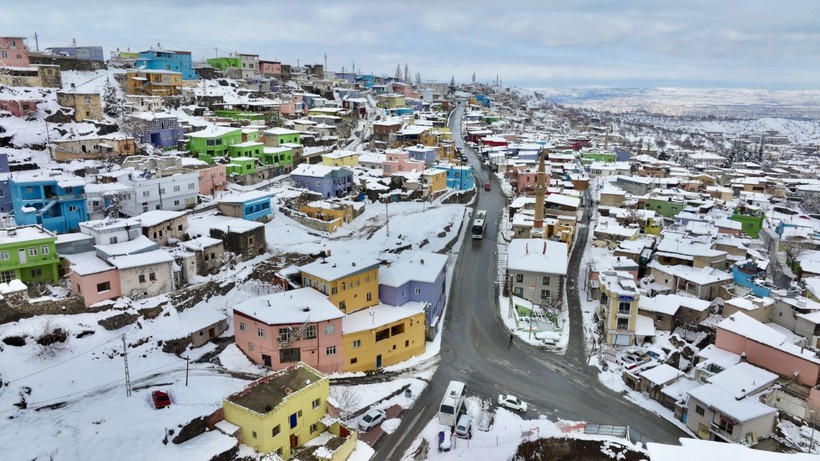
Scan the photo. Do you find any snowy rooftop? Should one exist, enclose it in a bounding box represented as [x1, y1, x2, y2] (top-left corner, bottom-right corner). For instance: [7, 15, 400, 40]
[717, 312, 820, 364]
[233, 287, 343, 325]
[187, 126, 242, 139]
[379, 250, 447, 286]
[0, 226, 55, 244]
[108, 249, 174, 270]
[342, 301, 426, 334]
[706, 362, 778, 399]
[181, 236, 222, 251]
[649, 262, 732, 285]
[648, 437, 817, 461]
[217, 190, 272, 204]
[134, 210, 186, 227]
[638, 294, 710, 316]
[264, 127, 301, 136]
[291, 163, 348, 178]
[300, 254, 381, 281]
[688, 383, 776, 423]
[507, 239, 569, 276]
[95, 235, 158, 257]
[65, 251, 115, 276]
[638, 363, 683, 385]
[545, 194, 580, 208]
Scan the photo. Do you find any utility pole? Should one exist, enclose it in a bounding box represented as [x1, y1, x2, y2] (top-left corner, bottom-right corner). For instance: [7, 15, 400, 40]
[34, 32, 39, 51]
[323, 52, 327, 75]
[385, 198, 390, 237]
[122, 334, 132, 396]
[44, 120, 52, 159]
[185, 355, 189, 387]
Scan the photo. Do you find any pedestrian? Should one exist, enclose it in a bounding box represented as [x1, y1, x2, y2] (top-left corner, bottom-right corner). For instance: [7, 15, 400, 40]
[509, 332, 514, 343]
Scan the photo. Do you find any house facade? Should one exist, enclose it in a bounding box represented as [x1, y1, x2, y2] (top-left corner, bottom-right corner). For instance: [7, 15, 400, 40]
[188, 126, 244, 163]
[233, 288, 344, 372]
[0, 226, 60, 283]
[125, 70, 182, 97]
[51, 135, 137, 161]
[299, 255, 380, 314]
[217, 191, 273, 223]
[107, 250, 175, 299]
[379, 250, 448, 339]
[135, 210, 188, 246]
[0, 37, 30, 67]
[208, 218, 267, 261]
[291, 164, 354, 199]
[127, 112, 185, 149]
[342, 303, 426, 372]
[114, 170, 199, 217]
[507, 239, 569, 306]
[598, 270, 641, 346]
[56, 91, 103, 122]
[135, 49, 196, 80]
[10, 173, 88, 234]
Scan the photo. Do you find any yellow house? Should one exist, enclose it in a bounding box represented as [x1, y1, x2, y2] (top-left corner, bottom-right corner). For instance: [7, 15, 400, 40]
[644, 217, 664, 235]
[300, 255, 380, 314]
[546, 216, 576, 249]
[299, 200, 356, 233]
[421, 169, 447, 198]
[125, 69, 182, 96]
[342, 303, 426, 372]
[377, 94, 405, 109]
[322, 150, 360, 167]
[597, 271, 641, 346]
[223, 362, 357, 460]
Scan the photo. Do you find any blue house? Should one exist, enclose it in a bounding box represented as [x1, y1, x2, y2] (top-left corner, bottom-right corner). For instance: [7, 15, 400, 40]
[217, 191, 274, 223]
[379, 251, 448, 339]
[136, 50, 197, 80]
[291, 164, 354, 198]
[434, 164, 475, 191]
[356, 74, 376, 89]
[0, 153, 11, 213]
[406, 145, 437, 166]
[10, 172, 88, 234]
[45, 46, 105, 62]
[128, 112, 185, 149]
[474, 93, 492, 107]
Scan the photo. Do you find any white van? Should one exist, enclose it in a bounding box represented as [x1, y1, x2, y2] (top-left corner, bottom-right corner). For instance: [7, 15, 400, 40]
[454, 414, 473, 438]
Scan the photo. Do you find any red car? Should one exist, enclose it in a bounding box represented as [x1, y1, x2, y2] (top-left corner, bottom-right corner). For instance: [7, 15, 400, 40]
[151, 390, 171, 409]
[484, 183, 491, 191]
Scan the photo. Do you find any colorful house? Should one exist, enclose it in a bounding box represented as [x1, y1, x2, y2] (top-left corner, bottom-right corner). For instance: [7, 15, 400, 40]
[262, 127, 302, 147]
[342, 302, 427, 372]
[0, 37, 30, 67]
[217, 191, 273, 223]
[730, 207, 764, 238]
[10, 172, 88, 234]
[645, 197, 686, 218]
[597, 270, 641, 346]
[420, 169, 448, 198]
[135, 49, 196, 80]
[44, 46, 104, 61]
[206, 56, 240, 71]
[56, 91, 103, 123]
[0, 153, 10, 213]
[321, 150, 359, 167]
[187, 126, 244, 163]
[125, 70, 182, 97]
[127, 112, 185, 149]
[0, 225, 60, 283]
[222, 363, 356, 459]
[228, 141, 264, 159]
[233, 288, 345, 372]
[379, 250, 448, 339]
[291, 164, 354, 199]
[299, 254, 380, 315]
[260, 146, 294, 174]
[433, 164, 475, 191]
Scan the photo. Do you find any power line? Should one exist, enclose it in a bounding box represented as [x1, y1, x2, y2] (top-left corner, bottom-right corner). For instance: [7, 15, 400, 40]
[6, 335, 122, 384]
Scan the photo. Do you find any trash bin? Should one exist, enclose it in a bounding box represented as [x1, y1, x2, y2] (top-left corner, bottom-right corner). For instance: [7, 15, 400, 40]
[404, 388, 412, 398]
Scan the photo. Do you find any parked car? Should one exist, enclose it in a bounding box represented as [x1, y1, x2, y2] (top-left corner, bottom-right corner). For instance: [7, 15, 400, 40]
[454, 414, 473, 438]
[484, 183, 491, 191]
[357, 408, 386, 432]
[645, 347, 667, 362]
[620, 353, 651, 370]
[498, 394, 527, 412]
[151, 390, 171, 409]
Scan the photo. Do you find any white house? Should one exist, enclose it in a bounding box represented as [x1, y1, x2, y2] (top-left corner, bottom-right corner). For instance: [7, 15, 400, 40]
[507, 239, 568, 306]
[112, 169, 199, 217]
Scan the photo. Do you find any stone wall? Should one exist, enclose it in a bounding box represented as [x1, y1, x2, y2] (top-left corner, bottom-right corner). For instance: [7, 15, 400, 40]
[30, 54, 107, 71]
[0, 293, 91, 324]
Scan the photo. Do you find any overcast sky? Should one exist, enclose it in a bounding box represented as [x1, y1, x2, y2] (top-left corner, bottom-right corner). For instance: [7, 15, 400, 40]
[3, 0, 818, 89]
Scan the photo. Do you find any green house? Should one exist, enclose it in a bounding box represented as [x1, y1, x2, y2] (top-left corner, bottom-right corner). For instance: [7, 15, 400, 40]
[581, 151, 617, 165]
[731, 208, 764, 238]
[0, 225, 60, 283]
[227, 157, 258, 177]
[228, 141, 264, 159]
[188, 126, 244, 163]
[645, 197, 686, 218]
[206, 57, 241, 71]
[262, 127, 302, 146]
[261, 146, 294, 174]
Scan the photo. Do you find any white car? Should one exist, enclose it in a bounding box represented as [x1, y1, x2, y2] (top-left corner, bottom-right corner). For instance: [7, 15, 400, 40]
[498, 394, 527, 412]
[357, 408, 386, 432]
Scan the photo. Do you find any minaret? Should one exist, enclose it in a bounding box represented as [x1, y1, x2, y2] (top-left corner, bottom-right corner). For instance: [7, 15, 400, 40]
[532, 149, 547, 238]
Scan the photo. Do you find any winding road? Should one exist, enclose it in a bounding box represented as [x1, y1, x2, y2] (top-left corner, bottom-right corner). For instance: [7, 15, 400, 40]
[377, 101, 687, 460]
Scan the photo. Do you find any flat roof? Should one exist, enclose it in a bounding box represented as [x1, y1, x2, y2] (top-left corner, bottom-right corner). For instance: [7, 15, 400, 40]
[226, 365, 324, 414]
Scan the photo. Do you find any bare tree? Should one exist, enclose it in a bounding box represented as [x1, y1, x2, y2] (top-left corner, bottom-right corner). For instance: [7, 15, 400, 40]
[330, 385, 361, 419]
[394, 64, 402, 80]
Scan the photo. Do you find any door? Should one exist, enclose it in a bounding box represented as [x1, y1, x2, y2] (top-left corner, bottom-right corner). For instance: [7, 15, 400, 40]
[376, 354, 382, 368]
[289, 434, 298, 448]
[262, 354, 272, 367]
[208, 327, 215, 338]
[18, 248, 26, 264]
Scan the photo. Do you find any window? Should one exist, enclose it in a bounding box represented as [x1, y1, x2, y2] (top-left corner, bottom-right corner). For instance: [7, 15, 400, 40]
[257, 328, 265, 338]
[391, 324, 405, 336]
[139, 274, 146, 283]
[331, 287, 338, 295]
[515, 274, 524, 283]
[312, 398, 320, 409]
[31, 269, 42, 277]
[188, 183, 195, 190]
[174, 200, 179, 206]
[695, 405, 705, 416]
[350, 357, 358, 364]
[252, 431, 257, 439]
[542, 276, 551, 285]
[325, 324, 335, 335]
[342, 281, 346, 290]
[239, 322, 247, 331]
[29, 247, 37, 256]
[367, 292, 372, 301]
[41, 245, 50, 255]
[540, 290, 551, 299]
[279, 327, 291, 342]
[375, 328, 389, 342]
[618, 302, 631, 315]
[248, 342, 254, 351]
[149, 272, 156, 282]
[303, 325, 317, 339]
[616, 318, 629, 330]
[0, 251, 7, 260]
[174, 185, 180, 192]
[718, 415, 735, 434]
[599, 293, 609, 306]
[160, 188, 165, 194]
[96, 281, 111, 293]
[353, 339, 361, 348]
[143, 191, 150, 197]
[280, 347, 300, 363]
[310, 423, 318, 433]
[272, 425, 280, 437]
[109, 236, 118, 244]
[414, 288, 421, 295]
[326, 346, 336, 356]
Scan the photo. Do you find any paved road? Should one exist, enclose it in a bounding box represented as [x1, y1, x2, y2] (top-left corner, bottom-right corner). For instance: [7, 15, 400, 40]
[378, 102, 687, 460]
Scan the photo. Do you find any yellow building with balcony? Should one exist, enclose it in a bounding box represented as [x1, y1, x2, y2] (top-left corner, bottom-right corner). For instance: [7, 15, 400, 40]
[598, 270, 641, 346]
[223, 362, 357, 459]
[321, 150, 360, 167]
[125, 69, 182, 96]
[300, 255, 380, 314]
[299, 200, 358, 233]
[342, 302, 427, 372]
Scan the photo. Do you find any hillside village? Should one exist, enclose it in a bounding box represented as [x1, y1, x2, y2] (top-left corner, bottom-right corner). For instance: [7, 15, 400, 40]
[2, 36, 820, 461]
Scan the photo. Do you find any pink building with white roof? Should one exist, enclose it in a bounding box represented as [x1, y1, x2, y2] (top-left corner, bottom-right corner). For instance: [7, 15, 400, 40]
[382, 149, 425, 177]
[233, 287, 345, 373]
[196, 164, 228, 196]
[0, 37, 30, 67]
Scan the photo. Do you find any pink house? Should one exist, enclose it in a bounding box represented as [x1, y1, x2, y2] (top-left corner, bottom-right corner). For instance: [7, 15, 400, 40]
[0, 37, 30, 67]
[259, 60, 281, 77]
[716, 312, 820, 387]
[197, 164, 228, 196]
[0, 98, 39, 117]
[233, 288, 345, 373]
[391, 81, 412, 97]
[382, 149, 425, 177]
[66, 253, 122, 307]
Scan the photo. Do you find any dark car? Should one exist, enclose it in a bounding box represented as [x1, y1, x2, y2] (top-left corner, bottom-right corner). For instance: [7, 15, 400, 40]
[152, 390, 171, 409]
[484, 183, 491, 191]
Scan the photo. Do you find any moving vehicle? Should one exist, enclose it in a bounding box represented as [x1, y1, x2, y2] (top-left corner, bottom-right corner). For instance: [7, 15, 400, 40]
[484, 182, 491, 191]
[439, 380, 466, 426]
[357, 408, 386, 432]
[498, 394, 527, 412]
[151, 390, 171, 409]
[454, 414, 473, 438]
[471, 210, 487, 240]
